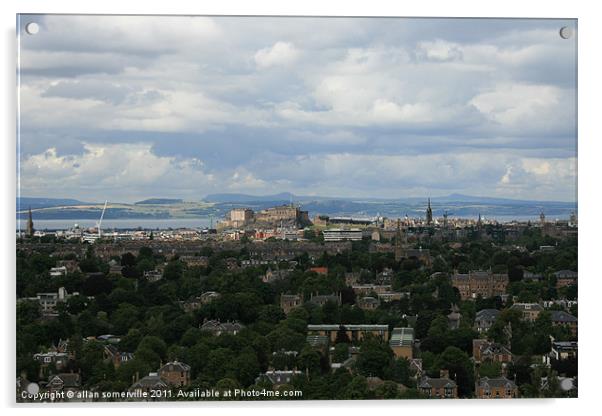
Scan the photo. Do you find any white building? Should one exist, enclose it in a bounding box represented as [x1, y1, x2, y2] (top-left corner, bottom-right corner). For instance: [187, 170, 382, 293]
[322, 228, 363, 242]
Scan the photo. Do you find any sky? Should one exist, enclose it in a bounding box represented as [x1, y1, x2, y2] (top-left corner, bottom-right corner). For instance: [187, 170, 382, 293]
[17, 15, 577, 203]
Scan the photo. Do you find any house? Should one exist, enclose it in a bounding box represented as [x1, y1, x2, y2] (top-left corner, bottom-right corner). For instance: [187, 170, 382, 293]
[523, 271, 543, 282]
[129, 372, 168, 394]
[200, 291, 220, 305]
[510, 303, 543, 322]
[389, 327, 414, 359]
[255, 370, 303, 387]
[108, 264, 124, 276]
[103, 345, 133, 368]
[377, 291, 410, 303]
[262, 268, 291, 284]
[280, 294, 303, 314]
[375, 268, 394, 284]
[550, 311, 577, 336]
[418, 373, 458, 398]
[554, 270, 577, 288]
[309, 266, 328, 275]
[550, 340, 577, 361]
[144, 270, 163, 282]
[46, 373, 81, 396]
[56, 260, 80, 273]
[474, 309, 500, 333]
[344, 271, 360, 286]
[365, 376, 408, 395]
[475, 376, 518, 399]
[351, 284, 392, 296]
[158, 360, 191, 387]
[33, 351, 69, 373]
[49, 266, 67, 277]
[308, 293, 341, 307]
[357, 296, 380, 310]
[473, 339, 513, 364]
[541, 299, 577, 310]
[200, 319, 244, 336]
[23, 287, 79, 318]
[179, 256, 209, 268]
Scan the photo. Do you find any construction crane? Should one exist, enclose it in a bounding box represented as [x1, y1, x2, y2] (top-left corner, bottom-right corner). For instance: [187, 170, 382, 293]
[96, 200, 108, 237]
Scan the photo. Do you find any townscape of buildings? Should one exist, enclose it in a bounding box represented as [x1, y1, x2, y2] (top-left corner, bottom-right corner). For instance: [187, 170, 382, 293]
[16, 201, 578, 401]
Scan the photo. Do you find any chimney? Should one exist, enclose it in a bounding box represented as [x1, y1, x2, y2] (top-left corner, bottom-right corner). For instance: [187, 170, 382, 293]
[440, 369, 450, 379]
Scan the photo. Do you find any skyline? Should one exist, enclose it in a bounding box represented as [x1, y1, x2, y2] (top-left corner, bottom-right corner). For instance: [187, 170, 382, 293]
[18, 16, 577, 203]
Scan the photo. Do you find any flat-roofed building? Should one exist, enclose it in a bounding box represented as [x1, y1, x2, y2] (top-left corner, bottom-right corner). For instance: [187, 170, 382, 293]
[322, 228, 363, 242]
[389, 327, 414, 359]
[307, 324, 389, 343]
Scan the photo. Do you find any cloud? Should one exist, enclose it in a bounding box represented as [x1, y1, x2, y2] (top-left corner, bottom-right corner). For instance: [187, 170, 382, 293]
[17, 15, 577, 202]
[416, 39, 464, 62]
[254, 41, 300, 69]
[19, 143, 216, 201]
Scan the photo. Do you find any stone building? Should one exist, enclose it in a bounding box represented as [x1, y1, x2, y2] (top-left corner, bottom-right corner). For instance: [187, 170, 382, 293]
[280, 294, 303, 314]
[450, 270, 508, 300]
[475, 377, 518, 399]
[158, 361, 191, 387]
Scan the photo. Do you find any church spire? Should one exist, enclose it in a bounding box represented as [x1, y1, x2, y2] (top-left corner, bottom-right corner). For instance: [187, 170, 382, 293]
[426, 198, 433, 225]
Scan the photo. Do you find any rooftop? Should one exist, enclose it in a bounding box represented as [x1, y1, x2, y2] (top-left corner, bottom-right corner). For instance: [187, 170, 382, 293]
[389, 327, 414, 347]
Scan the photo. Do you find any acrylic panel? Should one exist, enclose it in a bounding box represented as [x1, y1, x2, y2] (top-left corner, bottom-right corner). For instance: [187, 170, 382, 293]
[16, 15, 577, 403]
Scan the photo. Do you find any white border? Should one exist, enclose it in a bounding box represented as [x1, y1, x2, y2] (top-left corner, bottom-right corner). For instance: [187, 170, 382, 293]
[2, 1, 600, 415]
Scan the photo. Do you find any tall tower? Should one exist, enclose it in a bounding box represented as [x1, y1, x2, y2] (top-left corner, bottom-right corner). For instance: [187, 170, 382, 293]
[395, 219, 403, 262]
[426, 198, 433, 225]
[540, 211, 548, 237]
[476, 213, 483, 239]
[443, 211, 448, 229]
[26, 207, 34, 237]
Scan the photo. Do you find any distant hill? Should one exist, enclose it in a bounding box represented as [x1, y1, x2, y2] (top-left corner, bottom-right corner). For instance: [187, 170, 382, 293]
[135, 198, 183, 205]
[16, 193, 576, 221]
[17, 197, 89, 211]
[204, 192, 297, 203]
[204, 192, 574, 205]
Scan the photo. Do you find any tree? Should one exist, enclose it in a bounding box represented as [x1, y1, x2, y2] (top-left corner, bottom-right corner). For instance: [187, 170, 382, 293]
[82, 273, 113, 296]
[258, 305, 285, 324]
[478, 361, 502, 378]
[333, 343, 350, 363]
[111, 303, 140, 335]
[234, 351, 260, 387]
[355, 339, 393, 378]
[120, 252, 137, 267]
[374, 380, 400, 399]
[341, 375, 369, 399]
[390, 357, 413, 386]
[297, 346, 321, 375]
[433, 346, 475, 398]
